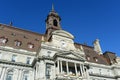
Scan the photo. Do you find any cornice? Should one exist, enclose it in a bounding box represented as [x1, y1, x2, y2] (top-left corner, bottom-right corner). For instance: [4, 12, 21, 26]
[0, 46, 36, 56]
[111, 64, 120, 69]
[85, 62, 120, 70]
[89, 73, 116, 79]
[85, 62, 111, 69]
[0, 59, 32, 68]
[41, 43, 85, 56]
[56, 55, 85, 62]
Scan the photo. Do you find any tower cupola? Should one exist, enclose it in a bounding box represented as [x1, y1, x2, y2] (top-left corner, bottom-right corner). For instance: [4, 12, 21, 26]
[45, 4, 61, 41]
[45, 4, 61, 30]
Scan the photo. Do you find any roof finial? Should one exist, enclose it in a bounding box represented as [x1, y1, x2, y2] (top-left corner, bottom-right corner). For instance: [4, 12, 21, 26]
[52, 3, 55, 11]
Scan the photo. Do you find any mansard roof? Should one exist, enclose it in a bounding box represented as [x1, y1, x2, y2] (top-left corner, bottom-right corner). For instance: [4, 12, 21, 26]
[74, 43, 110, 65]
[0, 24, 44, 52]
[0, 23, 111, 65]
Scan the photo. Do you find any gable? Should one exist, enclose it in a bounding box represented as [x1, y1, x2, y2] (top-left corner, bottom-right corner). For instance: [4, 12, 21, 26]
[56, 52, 85, 61]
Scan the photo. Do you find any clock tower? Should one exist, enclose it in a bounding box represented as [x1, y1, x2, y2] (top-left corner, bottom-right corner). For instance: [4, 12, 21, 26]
[45, 4, 61, 41]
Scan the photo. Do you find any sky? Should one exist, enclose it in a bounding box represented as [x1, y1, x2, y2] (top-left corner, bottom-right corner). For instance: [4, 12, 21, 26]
[0, 0, 120, 56]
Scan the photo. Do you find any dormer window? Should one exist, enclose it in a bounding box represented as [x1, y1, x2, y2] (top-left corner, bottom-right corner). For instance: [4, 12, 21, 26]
[94, 57, 98, 62]
[35, 38, 39, 41]
[28, 43, 34, 49]
[15, 40, 22, 46]
[0, 37, 8, 44]
[86, 56, 90, 60]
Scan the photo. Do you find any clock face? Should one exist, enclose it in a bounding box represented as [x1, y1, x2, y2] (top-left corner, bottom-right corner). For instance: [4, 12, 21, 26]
[60, 40, 67, 47]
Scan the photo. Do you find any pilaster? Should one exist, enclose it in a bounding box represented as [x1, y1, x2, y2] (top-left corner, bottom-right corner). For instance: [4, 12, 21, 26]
[0, 67, 7, 80]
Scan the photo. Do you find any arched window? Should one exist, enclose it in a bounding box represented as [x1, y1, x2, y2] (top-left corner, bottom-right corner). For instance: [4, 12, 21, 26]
[6, 70, 13, 80]
[53, 19, 58, 26]
[23, 71, 29, 80]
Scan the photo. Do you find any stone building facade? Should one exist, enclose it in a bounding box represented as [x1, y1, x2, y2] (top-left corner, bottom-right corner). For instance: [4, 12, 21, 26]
[0, 6, 120, 80]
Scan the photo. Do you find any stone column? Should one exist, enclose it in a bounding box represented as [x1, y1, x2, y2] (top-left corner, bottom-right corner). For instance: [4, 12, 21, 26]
[32, 70, 35, 80]
[35, 63, 39, 79]
[83, 64, 85, 77]
[57, 60, 60, 75]
[80, 64, 83, 77]
[14, 69, 20, 80]
[66, 61, 69, 75]
[60, 61, 63, 74]
[85, 67, 89, 79]
[0, 67, 7, 80]
[18, 69, 23, 80]
[0, 67, 2, 78]
[75, 63, 78, 76]
[82, 64, 85, 78]
[20, 70, 24, 80]
[39, 60, 45, 80]
[29, 70, 34, 80]
[53, 63, 56, 79]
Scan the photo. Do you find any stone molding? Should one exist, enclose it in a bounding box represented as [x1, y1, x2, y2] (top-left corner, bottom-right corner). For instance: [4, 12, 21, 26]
[0, 46, 36, 56]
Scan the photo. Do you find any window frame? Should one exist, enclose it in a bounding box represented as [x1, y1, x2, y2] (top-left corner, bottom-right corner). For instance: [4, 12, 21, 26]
[26, 57, 31, 64]
[23, 71, 29, 80]
[28, 43, 34, 49]
[12, 55, 17, 62]
[6, 70, 13, 80]
[0, 37, 8, 44]
[14, 40, 22, 46]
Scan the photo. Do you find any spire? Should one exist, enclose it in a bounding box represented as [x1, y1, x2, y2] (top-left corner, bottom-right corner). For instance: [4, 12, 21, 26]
[52, 3, 55, 12]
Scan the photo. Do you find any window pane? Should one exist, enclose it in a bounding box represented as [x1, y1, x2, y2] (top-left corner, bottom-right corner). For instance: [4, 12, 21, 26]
[6, 71, 13, 80]
[46, 64, 51, 79]
[12, 55, 17, 62]
[23, 71, 29, 80]
[26, 57, 31, 64]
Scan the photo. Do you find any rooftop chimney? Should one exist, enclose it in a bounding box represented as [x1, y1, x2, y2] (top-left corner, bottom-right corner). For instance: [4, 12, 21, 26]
[93, 39, 102, 54]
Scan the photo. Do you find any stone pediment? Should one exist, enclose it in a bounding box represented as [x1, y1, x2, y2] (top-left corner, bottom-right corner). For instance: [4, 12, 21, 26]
[56, 52, 85, 61]
[52, 30, 74, 39]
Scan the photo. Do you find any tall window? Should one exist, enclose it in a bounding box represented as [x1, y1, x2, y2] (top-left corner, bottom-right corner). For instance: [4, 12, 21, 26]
[46, 64, 51, 79]
[26, 57, 31, 64]
[12, 55, 17, 62]
[6, 71, 13, 80]
[53, 19, 58, 26]
[47, 51, 51, 57]
[23, 71, 29, 80]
